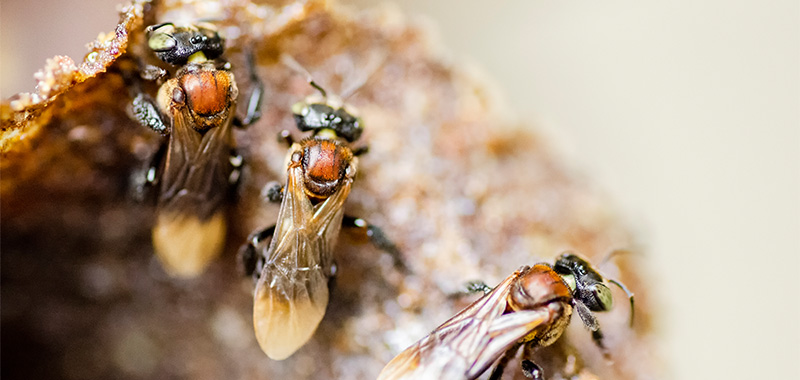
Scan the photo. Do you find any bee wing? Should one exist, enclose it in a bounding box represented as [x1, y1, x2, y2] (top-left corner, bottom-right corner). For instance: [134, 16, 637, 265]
[463, 310, 550, 379]
[253, 151, 353, 360]
[151, 109, 233, 276]
[157, 109, 233, 218]
[379, 270, 548, 380]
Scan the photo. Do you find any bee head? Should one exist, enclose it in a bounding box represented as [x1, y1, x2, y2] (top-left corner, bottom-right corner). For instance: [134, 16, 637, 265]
[291, 95, 363, 143]
[147, 22, 224, 66]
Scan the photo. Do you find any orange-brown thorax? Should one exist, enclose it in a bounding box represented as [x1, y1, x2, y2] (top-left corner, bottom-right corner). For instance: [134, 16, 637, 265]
[509, 264, 572, 311]
[298, 138, 353, 200]
[169, 67, 235, 131]
[509, 264, 574, 346]
[181, 70, 230, 116]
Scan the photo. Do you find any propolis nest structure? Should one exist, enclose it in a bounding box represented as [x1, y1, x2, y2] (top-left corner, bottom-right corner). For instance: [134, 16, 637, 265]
[1, 1, 659, 379]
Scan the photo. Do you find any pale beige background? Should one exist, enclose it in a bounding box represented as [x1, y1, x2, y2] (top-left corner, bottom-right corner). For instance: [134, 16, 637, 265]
[2, 1, 799, 379]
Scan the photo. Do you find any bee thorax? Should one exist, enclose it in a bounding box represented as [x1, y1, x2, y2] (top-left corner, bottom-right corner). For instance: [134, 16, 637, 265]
[180, 70, 232, 117]
[301, 139, 353, 198]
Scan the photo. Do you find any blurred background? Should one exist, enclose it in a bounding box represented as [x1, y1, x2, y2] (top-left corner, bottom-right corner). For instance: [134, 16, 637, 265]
[2, 0, 798, 379]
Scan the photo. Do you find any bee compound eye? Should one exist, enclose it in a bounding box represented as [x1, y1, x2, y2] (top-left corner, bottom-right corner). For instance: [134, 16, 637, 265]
[291, 101, 309, 116]
[590, 283, 613, 311]
[148, 32, 177, 52]
[561, 273, 577, 292]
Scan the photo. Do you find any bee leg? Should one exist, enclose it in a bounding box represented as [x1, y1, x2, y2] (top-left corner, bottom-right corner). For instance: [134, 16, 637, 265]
[573, 301, 611, 360]
[238, 225, 276, 279]
[519, 343, 546, 380]
[520, 360, 544, 380]
[590, 328, 612, 361]
[574, 301, 600, 331]
[139, 64, 168, 82]
[277, 129, 295, 147]
[129, 141, 167, 203]
[233, 49, 264, 127]
[351, 145, 369, 156]
[465, 281, 493, 294]
[447, 280, 493, 299]
[228, 150, 245, 197]
[488, 341, 523, 380]
[131, 92, 168, 135]
[262, 181, 284, 203]
[327, 261, 339, 290]
[342, 216, 408, 273]
[117, 56, 166, 85]
[124, 58, 169, 135]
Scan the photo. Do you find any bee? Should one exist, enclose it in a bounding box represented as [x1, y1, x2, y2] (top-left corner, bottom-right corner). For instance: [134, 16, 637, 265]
[238, 57, 402, 360]
[377, 253, 634, 380]
[130, 22, 262, 277]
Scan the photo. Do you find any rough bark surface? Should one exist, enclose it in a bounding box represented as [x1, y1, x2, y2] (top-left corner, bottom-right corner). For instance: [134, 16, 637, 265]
[1, 1, 659, 379]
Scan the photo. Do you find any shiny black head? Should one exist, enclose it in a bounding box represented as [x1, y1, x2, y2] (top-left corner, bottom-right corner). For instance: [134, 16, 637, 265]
[553, 253, 613, 312]
[291, 98, 363, 143]
[147, 23, 224, 66]
[553, 252, 635, 328]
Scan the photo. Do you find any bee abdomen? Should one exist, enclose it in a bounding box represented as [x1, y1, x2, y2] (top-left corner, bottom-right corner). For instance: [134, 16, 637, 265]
[253, 266, 330, 360]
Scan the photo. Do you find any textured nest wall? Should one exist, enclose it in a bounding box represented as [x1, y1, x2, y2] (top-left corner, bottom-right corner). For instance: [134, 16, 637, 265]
[1, 0, 659, 379]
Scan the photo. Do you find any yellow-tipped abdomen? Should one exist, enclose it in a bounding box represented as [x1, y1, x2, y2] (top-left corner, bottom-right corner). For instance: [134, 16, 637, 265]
[152, 211, 226, 278]
[253, 275, 329, 360]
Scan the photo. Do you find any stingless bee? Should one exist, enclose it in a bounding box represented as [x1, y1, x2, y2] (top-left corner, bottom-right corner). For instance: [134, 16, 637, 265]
[238, 56, 403, 360]
[130, 22, 262, 277]
[377, 253, 634, 380]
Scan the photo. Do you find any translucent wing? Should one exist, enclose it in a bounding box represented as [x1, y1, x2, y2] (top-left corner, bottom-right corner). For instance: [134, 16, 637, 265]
[253, 145, 354, 360]
[151, 104, 233, 277]
[157, 105, 233, 218]
[378, 269, 549, 380]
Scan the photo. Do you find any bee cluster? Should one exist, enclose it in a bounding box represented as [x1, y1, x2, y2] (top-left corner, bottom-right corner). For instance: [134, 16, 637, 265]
[1, 2, 649, 380]
[128, 16, 635, 380]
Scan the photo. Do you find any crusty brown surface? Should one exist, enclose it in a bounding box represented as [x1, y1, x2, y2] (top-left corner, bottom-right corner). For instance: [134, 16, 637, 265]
[1, 1, 658, 379]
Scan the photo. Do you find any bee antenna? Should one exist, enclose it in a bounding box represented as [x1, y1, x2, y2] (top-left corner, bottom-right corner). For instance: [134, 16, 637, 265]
[280, 53, 328, 99]
[194, 17, 223, 25]
[597, 249, 636, 327]
[607, 278, 635, 327]
[309, 80, 328, 99]
[574, 301, 599, 331]
[599, 248, 632, 266]
[146, 22, 174, 34]
[340, 50, 388, 101]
